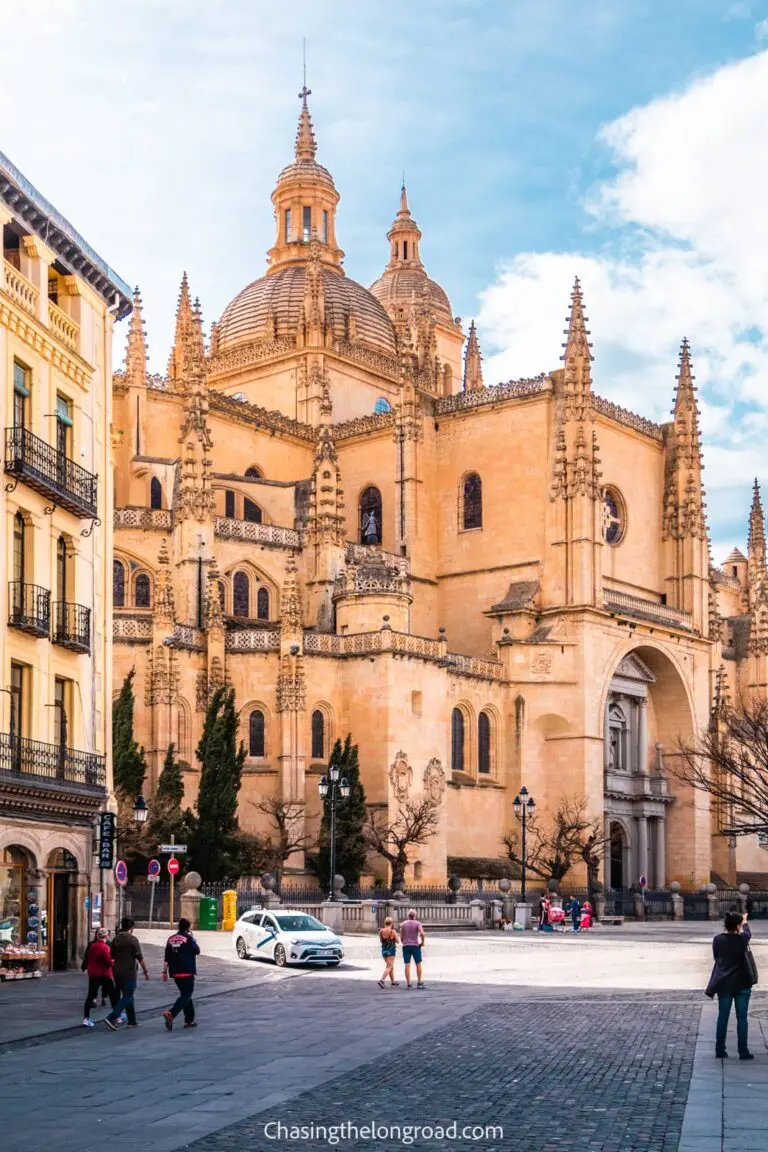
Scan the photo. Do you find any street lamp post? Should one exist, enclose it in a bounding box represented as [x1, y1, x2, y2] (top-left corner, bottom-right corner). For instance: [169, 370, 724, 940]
[318, 765, 350, 901]
[513, 786, 536, 905]
[115, 794, 150, 927]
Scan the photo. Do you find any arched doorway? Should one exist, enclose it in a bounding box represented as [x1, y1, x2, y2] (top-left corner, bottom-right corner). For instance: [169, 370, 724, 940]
[0, 845, 34, 947]
[47, 848, 78, 971]
[609, 823, 628, 890]
[602, 645, 697, 890]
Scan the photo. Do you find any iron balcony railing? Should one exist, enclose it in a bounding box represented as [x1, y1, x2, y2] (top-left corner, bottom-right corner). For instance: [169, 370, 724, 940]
[0, 731, 106, 791]
[8, 581, 50, 637]
[52, 601, 91, 654]
[4, 426, 98, 518]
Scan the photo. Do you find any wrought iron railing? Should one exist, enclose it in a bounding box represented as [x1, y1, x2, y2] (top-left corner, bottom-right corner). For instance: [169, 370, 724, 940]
[4, 426, 98, 518]
[0, 731, 106, 790]
[8, 581, 50, 636]
[52, 601, 91, 653]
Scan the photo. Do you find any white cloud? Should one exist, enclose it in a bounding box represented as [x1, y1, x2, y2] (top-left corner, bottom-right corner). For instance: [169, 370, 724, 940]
[477, 49, 768, 556]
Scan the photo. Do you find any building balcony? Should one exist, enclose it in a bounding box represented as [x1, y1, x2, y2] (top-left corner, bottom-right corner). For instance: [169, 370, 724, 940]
[4, 426, 97, 518]
[0, 731, 106, 793]
[47, 299, 80, 353]
[8, 581, 50, 637]
[3, 259, 38, 317]
[52, 601, 91, 654]
[603, 588, 693, 631]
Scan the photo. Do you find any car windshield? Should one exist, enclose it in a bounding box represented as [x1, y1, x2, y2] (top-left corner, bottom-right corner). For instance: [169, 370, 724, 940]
[275, 914, 325, 933]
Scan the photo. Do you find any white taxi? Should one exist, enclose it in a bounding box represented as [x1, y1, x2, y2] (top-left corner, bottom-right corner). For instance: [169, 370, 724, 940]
[232, 908, 344, 967]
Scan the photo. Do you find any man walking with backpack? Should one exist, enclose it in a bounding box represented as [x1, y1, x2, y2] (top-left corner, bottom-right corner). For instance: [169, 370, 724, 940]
[162, 917, 200, 1031]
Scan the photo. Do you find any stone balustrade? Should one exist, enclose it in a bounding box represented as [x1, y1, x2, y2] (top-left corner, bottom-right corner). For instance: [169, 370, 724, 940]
[113, 613, 152, 642]
[603, 588, 693, 630]
[442, 651, 506, 680]
[225, 628, 282, 652]
[48, 299, 79, 352]
[345, 541, 409, 576]
[4, 260, 38, 316]
[214, 516, 301, 549]
[172, 623, 206, 650]
[114, 506, 172, 530]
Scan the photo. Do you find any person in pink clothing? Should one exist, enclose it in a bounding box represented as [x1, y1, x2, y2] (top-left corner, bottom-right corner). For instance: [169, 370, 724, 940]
[82, 928, 117, 1027]
[400, 909, 426, 989]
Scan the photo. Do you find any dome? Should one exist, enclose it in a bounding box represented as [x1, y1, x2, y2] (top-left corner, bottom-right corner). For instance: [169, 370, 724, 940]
[370, 268, 454, 324]
[215, 266, 398, 358]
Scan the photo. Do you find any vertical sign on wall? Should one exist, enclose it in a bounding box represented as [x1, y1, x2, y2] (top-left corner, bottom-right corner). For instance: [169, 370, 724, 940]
[99, 812, 116, 870]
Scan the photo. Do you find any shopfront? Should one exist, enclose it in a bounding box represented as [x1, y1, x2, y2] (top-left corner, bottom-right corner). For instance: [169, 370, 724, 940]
[0, 840, 89, 976]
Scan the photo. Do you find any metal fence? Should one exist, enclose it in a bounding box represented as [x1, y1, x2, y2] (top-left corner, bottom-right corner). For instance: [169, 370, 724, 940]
[123, 882, 179, 926]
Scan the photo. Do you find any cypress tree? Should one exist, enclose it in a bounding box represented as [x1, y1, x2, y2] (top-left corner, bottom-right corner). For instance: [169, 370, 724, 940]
[190, 687, 246, 880]
[156, 742, 184, 808]
[112, 669, 146, 799]
[314, 734, 368, 889]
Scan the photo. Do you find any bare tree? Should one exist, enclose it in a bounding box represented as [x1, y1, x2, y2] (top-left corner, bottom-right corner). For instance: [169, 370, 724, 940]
[674, 694, 768, 834]
[365, 797, 440, 891]
[253, 798, 312, 891]
[503, 797, 604, 888]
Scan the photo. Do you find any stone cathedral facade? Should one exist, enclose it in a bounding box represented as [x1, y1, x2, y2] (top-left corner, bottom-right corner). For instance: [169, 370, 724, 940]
[111, 93, 765, 890]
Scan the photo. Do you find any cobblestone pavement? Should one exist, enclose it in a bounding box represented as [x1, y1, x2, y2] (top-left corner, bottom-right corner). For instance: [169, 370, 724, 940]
[190, 996, 700, 1152]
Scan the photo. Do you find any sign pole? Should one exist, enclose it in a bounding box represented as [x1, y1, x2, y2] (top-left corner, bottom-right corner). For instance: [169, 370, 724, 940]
[118, 883, 123, 929]
[148, 880, 155, 929]
[169, 833, 175, 929]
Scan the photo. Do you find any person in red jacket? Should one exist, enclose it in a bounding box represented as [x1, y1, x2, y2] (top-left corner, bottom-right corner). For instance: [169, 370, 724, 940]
[82, 928, 117, 1027]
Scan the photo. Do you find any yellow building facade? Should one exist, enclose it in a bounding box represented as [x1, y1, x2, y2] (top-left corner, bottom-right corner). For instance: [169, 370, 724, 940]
[0, 152, 131, 968]
[113, 94, 747, 892]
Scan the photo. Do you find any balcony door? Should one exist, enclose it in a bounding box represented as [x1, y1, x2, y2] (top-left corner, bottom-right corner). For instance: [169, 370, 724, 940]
[54, 678, 71, 777]
[9, 664, 24, 773]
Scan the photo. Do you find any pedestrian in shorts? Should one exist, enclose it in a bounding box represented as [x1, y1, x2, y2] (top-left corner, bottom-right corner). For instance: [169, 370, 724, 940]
[400, 908, 426, 989]
[377, 917, 400, 988]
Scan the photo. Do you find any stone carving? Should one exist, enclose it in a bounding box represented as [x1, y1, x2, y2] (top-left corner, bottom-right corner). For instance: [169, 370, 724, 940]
[214, 516, 301, 549]
[423, 758, 446, 804]
[331, 409, 397, 442]
[209, 391, 316, 442]
[209, 338, 295, 378]
[114, 507, 172, 531]
[530, 650, 553, 674]
[113, 614, 152, 642]
[591, 395, 664, 442]
[389, 752, 412, 801]
[436, 375, 549, 415]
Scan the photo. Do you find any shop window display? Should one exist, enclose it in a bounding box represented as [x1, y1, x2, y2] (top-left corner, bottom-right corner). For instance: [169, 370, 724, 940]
[0, 847, 45, 980]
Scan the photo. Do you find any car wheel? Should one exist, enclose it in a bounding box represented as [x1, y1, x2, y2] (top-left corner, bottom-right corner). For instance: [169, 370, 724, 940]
[274, 944, 287, 968]
[235, 937, 248, 960]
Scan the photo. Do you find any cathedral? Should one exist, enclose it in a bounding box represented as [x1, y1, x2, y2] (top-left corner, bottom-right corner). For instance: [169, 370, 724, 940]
[111, 90, 765, 891]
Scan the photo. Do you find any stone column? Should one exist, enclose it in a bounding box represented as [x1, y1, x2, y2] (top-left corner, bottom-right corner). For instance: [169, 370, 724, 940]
[637, 698, 648, 774]
[654, 817, 666, 888]
[636, 816, 648, 885]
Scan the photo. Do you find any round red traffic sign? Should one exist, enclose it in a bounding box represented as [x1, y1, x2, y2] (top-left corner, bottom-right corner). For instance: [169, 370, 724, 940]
[114, 860, 128, 886]
[167, 856, 180, 877]
[148, 858, 161, 877]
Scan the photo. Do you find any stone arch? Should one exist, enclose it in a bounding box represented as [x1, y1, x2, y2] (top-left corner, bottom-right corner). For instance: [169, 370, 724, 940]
[478, 703, 502, 776]
[0, 831, 40, 868]
[309, 701, 334, 762]
[241, 699, 272, 759]
[176, 697, 192, 764]
[450, 701, 476, 775]
[601, 642, 699, 891]
[223, 561, 278, 621]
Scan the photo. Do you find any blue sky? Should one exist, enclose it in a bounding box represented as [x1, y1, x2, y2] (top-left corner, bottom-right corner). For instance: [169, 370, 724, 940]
[2, 0, 768, 556]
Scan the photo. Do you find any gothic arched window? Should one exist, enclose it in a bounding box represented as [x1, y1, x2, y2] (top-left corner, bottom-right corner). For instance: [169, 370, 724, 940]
[374, 397, 392, 415]
[359, 486, 382, 545]
[249, 710, 265, 757]
[451, 708, 465, 773]
[602, 487, 626, 546]
[245, 466, 263, 479]
[150, 477, 163, 510]
[243, 498, 262, 524]
[233, 571, 250, 617]
[311, 709, 325, 760]
[113, 560, 125, 608]
[478, 711, 491, 774]
[257, 587, 270, 621]
[462, 473, 482, 530]
[134, 573, 151, 608]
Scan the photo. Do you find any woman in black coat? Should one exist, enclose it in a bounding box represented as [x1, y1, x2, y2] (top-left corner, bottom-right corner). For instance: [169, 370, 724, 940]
[706, 910, 757, 1059]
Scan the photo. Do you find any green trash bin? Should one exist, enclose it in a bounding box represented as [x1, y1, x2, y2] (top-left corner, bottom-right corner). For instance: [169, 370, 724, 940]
[199, 897, 218, 931]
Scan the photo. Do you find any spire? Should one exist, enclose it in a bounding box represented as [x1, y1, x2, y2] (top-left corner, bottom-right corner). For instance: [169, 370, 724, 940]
[205, 556, 224, 635]
[167, 272, 196, 386]
[399, 180, 410, 218]
[663, 339, 707, 541]
[176, 297, 214, 523]
[561, 276, 593, 412]
[295, 86, 317, 162]
[748, 478, 766, 602]
[154, 539, 175, 623]
[125, 287, 148, 388]
[385, 181, 423, 271]
[463, 320, 483, 392]
[671, 338, 702, 469]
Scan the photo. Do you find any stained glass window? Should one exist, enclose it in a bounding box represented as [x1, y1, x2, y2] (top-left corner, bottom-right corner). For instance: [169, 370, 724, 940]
[249, 710, 265, 757]
[113, 560, 125, 608]
[135, 573, 151, 608]
[257, 587, 270, 620]
[602, 488, 625, 546]
[478, 712, 491, 774]
[463, 473, 482, 530]
[233, 571, 249, 617]
[451, 708, 465, 773]
[311, 710, 325, 759]
[244, 498, 262, 523]
[150, 477, 163, 510]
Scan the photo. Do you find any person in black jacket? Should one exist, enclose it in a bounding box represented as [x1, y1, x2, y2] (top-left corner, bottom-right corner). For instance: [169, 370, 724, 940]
[162, 918, 200, 1031]
[707, 911, 756, 1059]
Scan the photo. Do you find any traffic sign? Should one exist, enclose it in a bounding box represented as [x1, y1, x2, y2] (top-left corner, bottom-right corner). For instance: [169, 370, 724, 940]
[639, 875, 648, 888]
[159, 844, 187, 854]
[148, 858, 161, 877]
[147, 875, 160, 884]
[167, 856, 180, 877]
[114, 860, 128, 886]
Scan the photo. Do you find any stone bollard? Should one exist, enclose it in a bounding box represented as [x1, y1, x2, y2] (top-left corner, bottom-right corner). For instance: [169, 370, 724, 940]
[384, 899, 401, 928]
[180, 871, 203, 930]
[595, 893, 606, 923]
[670, 882, 683, 921]
[633, 891, 645, 921]
[360, 900, 379, 934]
[514, 902, 532, 929]
[469, 899, 485, 930]
[320, 902, 344, 935]
[490, 898, 503, 928]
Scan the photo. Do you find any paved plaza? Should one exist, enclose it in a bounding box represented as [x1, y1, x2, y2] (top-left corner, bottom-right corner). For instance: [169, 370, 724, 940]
[1, 923, 767, 1151]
